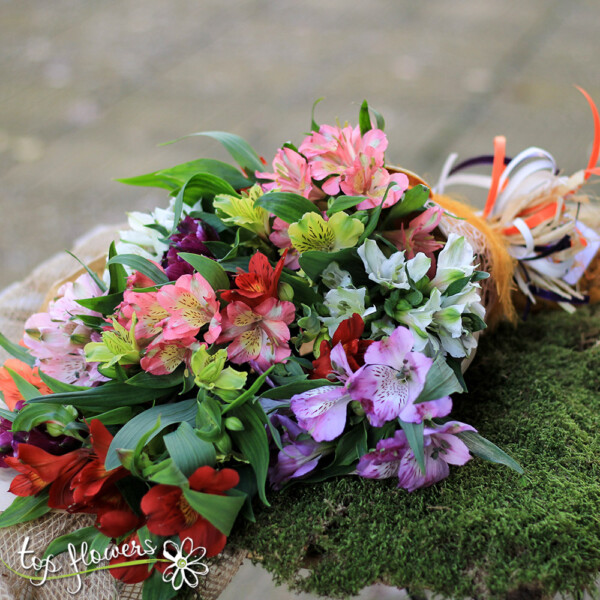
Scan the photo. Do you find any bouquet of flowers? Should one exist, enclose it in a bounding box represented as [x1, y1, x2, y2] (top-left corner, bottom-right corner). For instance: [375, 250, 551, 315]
[0, 96, 598, 599]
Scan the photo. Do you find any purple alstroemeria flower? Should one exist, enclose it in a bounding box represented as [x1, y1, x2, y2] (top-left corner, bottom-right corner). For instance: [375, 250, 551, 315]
[357, 419, 476, 492]
[268, 415, 332, 489]
[290, 344, 356, 442]
[162, 216, 219, 281]
[348, 326, 433, 427]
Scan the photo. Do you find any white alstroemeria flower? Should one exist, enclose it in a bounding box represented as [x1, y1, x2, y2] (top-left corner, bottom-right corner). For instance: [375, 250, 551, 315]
[358, 239, 431, 290]
[393, 288, 442, 353]
[322, 287, 377, 335]
[441, 283, 485, 320]
[321, 262, 353, 289]
[429, 233, 475, 293]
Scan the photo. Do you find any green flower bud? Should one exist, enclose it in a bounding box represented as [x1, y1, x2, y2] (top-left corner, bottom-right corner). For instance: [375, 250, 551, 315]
[278, 282, 294, 302]
[224, 417, 245, 432]
[215, 432, 233, 454]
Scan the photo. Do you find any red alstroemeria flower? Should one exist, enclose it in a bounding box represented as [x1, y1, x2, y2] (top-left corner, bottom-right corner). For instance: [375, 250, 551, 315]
[140, 466, 239, 556]
[220, 250, 287, 308]
[71, 420, 128, 505]
[311, 313, 374, 380]
[5, 444, 90, 509]
[109, 534, 157, 584]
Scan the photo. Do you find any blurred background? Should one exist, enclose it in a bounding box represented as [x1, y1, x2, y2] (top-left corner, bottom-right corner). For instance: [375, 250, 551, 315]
[1, 0, 599, 596]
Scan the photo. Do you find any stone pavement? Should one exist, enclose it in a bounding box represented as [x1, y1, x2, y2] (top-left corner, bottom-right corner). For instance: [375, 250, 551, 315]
[1, 0, 600, 598]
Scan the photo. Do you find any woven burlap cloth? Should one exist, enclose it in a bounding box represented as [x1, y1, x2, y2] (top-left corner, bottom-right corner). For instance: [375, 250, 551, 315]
[0, 226, 246, 600]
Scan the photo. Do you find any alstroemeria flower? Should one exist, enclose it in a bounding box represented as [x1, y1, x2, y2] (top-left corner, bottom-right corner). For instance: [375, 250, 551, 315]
[288, 212, 364, 254]
[6, 444, 90, 509]
[140, 333, 199, 376]
[217, 298, 295, 371]
[358, 239, 431, 290]
[290, 344, 355, 442]
[158, 273, 222, 344]
[162, 216, 219, 281]
[220, 251, 287, 309]
[348, 326, 432, 427]
[268, 415, 333, 489]
[190, 347, 247, 396]
[341, 157, 409, 210]
[299, 124, 388, 195]
[321, 287, 377, 336]
[140, 466, 239, 554]
[428, 233, 476, 293]
[109, 534, 157, 584]
[384, 205, 444, 273]
[118, 289, 169, 342]
[311, 313, 374, 380]
[257, 147, 325, 201]
[214, 185, 270, 238]
[84, 316, 140, 369]
[357, 419, 475, 491]
[0, 358, 52, 411]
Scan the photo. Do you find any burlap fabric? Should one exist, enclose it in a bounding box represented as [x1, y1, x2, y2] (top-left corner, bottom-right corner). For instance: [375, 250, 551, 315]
[0, 226, 246, 600]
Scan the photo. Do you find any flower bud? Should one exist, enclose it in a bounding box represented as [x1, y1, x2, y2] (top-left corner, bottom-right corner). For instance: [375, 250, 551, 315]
[224, 417, 244, 432]
[278, 282, 294, 302]
[215, 432, 233, 454]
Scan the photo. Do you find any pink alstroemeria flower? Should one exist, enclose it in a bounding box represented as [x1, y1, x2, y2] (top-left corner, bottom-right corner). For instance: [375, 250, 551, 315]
[118, 290, 168, 342]
[217, 297, 295, 371]
[299, 124, 388, 196]
[140, 334, 200, 376]
[269, 218, 301, 270]
[157, 273, 222, 344]
[257, 147, 324, 202]
[340, 157, 409, 210]
[348, 326, 432, 427]
[357, 420, 475, 491]
[290, 344, 356, 442]
[384, 206, 445, 276]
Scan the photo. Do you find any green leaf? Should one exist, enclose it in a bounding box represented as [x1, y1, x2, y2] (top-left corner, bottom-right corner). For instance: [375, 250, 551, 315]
[125, 369, 184, 389]
[357, 187, 390, 244]
[183, 488, 245, 536]
[333, 422, 368, 466]
[26, 382, 176, 412]
[196, 396, 223, 441]
[76, 292, 123, 316]
[371, 105, 385, 131]
[42, 527, 108, 561]
[472, 270, 490, 282]
[0, 494, 51, 528]
[260, 379, 334, 400]
[105, 399, 197, 470]
[359, 100, 372, 136]
[415, 354, 463, 404]
[310, 97, 325, 132]
[4, 367, 43, 401]
[0, 332, 35, 366]
[38, 370, 89, 393]
[107, 242, 127, 295]
[0, 408, 15, 422]
[178, 131, 264, 179]
[327, 196, 367, 216]
[118, 158, 251, 194]
[299, 248, 368, 285]
[230, 403, 271, 506]
[164, 421, 216, 476]
[400, 419, 425, 475]
[12, 403, 76, 432]
[65, 251, 107, 293]
[386, 184, 430, 222]
[254, 192, 320, 224]
[221, 366, 274, 415]
[457, 430, 524, 474]
[220, 256, 250, 272]
[231, 465, 257, 522]
[106, 254, 169, 285]
[142, 570, 179, 600]
[188, 210, 228, 232]
[278, 271, 320, 305]
[178, 253, 230, 290]
[172, 173, 240, 235]
[141, 458, 189, 488]
[445, 276, 472, 297]
[89, 406, 134, 426]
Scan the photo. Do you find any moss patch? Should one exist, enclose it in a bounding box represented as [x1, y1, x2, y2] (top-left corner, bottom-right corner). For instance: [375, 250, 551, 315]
[233, 306, 600, 599]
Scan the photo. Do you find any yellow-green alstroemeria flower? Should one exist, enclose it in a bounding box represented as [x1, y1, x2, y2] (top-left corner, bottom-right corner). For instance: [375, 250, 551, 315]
[191, 347, 247, 400]
[213, 185, 270, 238]
[84, 316, 140, 368]
[288, 212, 364, 254]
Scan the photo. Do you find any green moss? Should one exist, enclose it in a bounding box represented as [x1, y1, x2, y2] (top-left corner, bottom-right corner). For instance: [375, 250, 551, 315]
[233, 306, 600, 599]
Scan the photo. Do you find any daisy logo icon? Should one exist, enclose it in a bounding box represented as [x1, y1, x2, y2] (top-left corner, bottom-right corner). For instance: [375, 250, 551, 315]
[161, 538, 209, 591]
